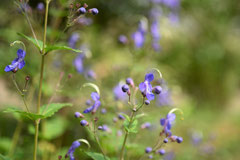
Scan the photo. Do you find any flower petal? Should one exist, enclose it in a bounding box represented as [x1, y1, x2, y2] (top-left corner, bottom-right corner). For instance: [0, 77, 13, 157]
[91, 92, 100, 101]
[167, 113, 176, 123]
[17, 49, 26, 58]
[139, 82, 146, 92]
[145, 73, 154, 82]
[146, 92, 155, 101]
[160, 118, 165, 126]
[18, 60, 25, 69]
[83, 106, 94, 113]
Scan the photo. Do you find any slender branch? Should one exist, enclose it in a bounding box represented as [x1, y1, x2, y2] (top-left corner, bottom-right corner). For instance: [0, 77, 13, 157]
[12, 74, 30, 112]
[24, 12, 40, 48]
[33, 1, 50, 160]
[93, 121, 107, 160]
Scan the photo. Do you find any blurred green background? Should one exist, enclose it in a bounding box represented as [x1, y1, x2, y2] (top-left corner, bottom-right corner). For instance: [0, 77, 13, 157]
[0, 0, 240, 160]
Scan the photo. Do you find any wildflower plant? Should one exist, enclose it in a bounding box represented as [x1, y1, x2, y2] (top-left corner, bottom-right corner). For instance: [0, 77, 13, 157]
[1, 0, 184, 160]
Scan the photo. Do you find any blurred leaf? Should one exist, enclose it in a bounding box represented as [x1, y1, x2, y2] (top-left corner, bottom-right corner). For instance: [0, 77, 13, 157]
[123, 118, 138, 133]
[3, 108, 45, 121]
[17, 33, 42, 50]
[0, 137, 11, 153]
[45, 45, 81, 53]
[121, 113, 130, 121]
[135, 113, 145, 119]
[85, 152, 110, 160]
[40, 103, 72, 118]
[77, 139, 91, 148]
[82, 83, 100, 96]
[0, 154, 11, 160]
[42, 116, 69, 140]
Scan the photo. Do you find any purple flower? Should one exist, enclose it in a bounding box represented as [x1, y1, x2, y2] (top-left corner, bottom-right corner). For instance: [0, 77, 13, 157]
[118, 114, 125, 120]
[145, 147, 152, 153]
[176, 137, 183, 143]
[118, 35, 128, 44]
[83, 92, 101, 114]
[5, 49, 26, 72]
[74, 112, 84, 118]
[73, 54, 85, 73]
[67, 141, 81, 160]
[37, 2, 44, 11]
[139, 73, 155, 101]
[126, 78, 134, 87]
[85, 69, 97, 80]
[157, 89, 172, 106]
[158, 149, 165, 155]
[78, 7, 86, 14]
[78, 17, 93, 26]
[141, 122, 151, 129]
[80, 120, 88, 126]
[162, 0, 180, 9]
[68, 33, 80, 49]
[113, 83, 128, 101]
[168, 12, 179, 24]
[151, 20, 161, 52]
[163, 152, 175, 160]
[101, 108, 107, 114]
[191, 131, 203, 146]
[90, 8, 99, 15]
[160, 113, 176, 136]
[98, 125, 110, 132]
[132, 30, 145, 48]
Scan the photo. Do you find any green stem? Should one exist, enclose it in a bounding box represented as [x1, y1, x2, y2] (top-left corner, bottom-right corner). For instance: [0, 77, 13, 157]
[33, 1, 49, 160]
[93, 120, 107, 160]
[8, 120, 23, 157]
[120, 111, 135, 160]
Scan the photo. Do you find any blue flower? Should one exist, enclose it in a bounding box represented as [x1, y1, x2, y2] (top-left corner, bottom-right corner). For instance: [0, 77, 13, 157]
[68, 33, 80, 49]
[113, 83, 127, 101]
[160, 113, 176, 135]
[37, 2, 44, 11]
[139, 73, 155, 101]
[73, 54, 85, 73]
[83, 92, 101, 114]
[157, 89, 172, 106]
[118, 35, 128, 44]
[85, 69, 97, 80]
[5, 49, 26, 72]
[132, 20, 147, 48]
[67, 140, 81, 160]
[151, 20, 161, 51]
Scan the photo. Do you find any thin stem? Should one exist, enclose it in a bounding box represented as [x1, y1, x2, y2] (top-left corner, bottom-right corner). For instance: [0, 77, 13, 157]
[93, 120, 107, 160]
[24, 12, 40, 48]
[33, 1, 50, 160]
[12, 74, 30, 112]
[120, 111, 135, 160]
[8, 120, 23, 157]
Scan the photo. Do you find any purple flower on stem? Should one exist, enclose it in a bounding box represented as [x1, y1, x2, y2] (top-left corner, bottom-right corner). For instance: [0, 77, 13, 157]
[83, 92, 101, 114]
[158, 149, 165, 155]
[139, 73, 155, 101]
[73, 54, 85, 73]
[145, 147, 152, 153]
[160, 113, 176, 136]
[67, 141, 81, 160]
[5, 49, 26, 72]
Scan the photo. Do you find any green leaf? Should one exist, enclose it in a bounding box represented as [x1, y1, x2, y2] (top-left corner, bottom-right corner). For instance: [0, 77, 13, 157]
[85, 152, 110, 160]
[18, 33, 81, 53]
[45, 45, 81, 53]
[123, 118, 138, 133]
[135, 113, 145, 119]
[4, 108, 45, 121]
[82, 83, 100, 96]
[40, 103, 72, 118]
[0, 154, 11, 160]
[121, 113, 130, 121]
[17, 33, 43, 50]
[42, 116, 69, 140]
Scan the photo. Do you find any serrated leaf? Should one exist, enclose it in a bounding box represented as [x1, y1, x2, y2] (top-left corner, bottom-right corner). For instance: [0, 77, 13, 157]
[40, 103, 72, 118]
[17, 33, 43, 50]
[77, 139, 91, 148]
[85, 152, 110, 160]
[45, 45, 81, 53]
[82, 83, 100, 96]
[123, 118, 138, 133]
[3, 108, 45, 121]
[0, 154, 11, 160]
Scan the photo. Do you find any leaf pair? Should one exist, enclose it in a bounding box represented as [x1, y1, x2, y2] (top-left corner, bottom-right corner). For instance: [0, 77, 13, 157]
[17, 33, 81, 54]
